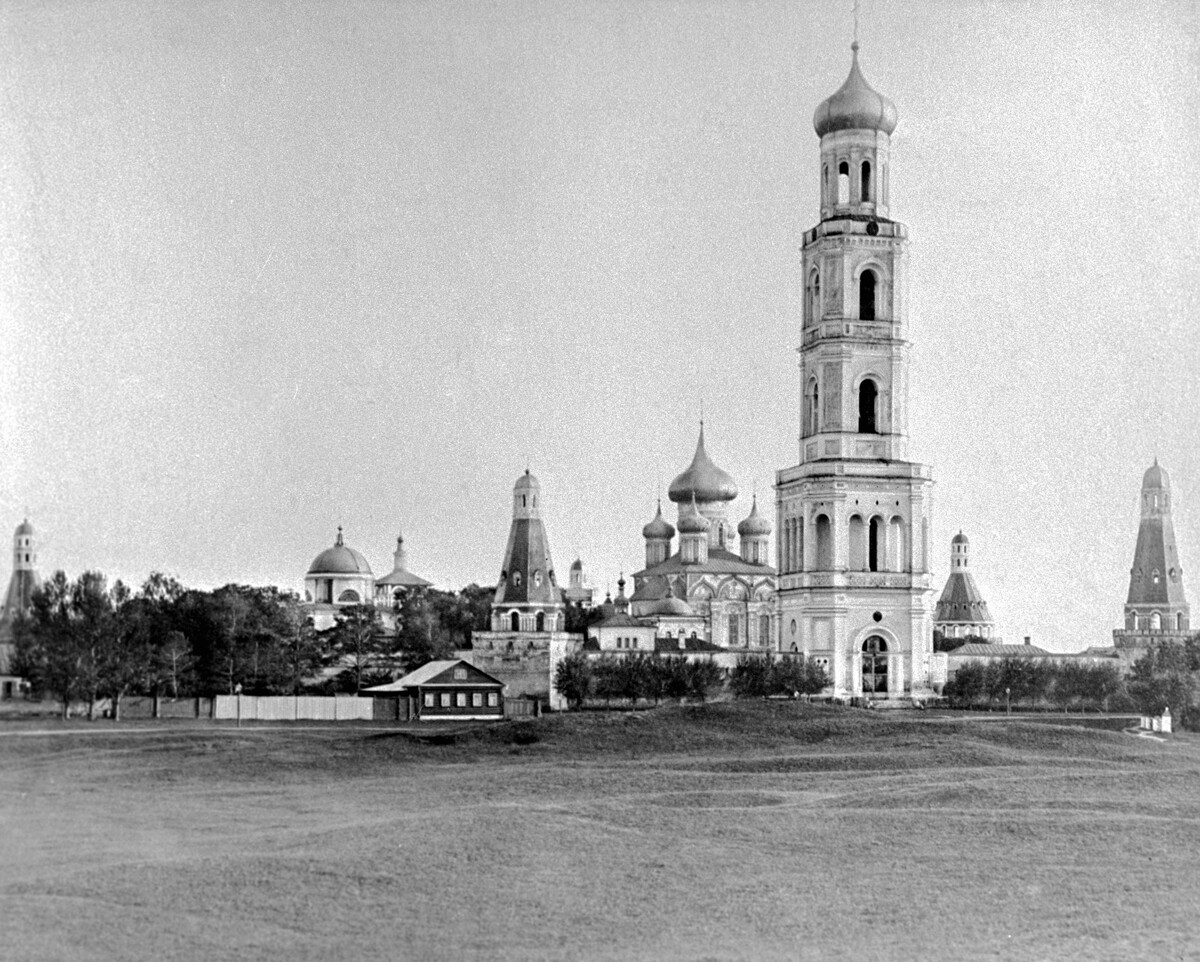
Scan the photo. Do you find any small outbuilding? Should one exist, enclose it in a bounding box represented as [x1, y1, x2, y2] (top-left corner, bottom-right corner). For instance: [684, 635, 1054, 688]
[363, 659, 505, 721]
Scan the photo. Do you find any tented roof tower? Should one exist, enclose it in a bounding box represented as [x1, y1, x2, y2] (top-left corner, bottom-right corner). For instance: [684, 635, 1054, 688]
[934, 532, 996, 640]
[490, 470, 566, 632]
[1122, 460, 1190, 633]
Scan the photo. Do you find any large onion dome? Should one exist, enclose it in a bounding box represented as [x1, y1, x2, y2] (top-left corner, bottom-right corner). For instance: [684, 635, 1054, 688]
[307, 527, 373, 575]
[677, 495, 711, 534]
[737, 495, 772, 537]
[643, 500, 676, 540]
[668, 424, 738, 504]
[813, 43, 898, 138]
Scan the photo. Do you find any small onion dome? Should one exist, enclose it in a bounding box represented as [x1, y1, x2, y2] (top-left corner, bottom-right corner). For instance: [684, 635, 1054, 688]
[668, 424, 738, 504]
[14, 518, 33, 537]
[1143, 459, 1170, 490]
[813, 43, 898, 138]
[307, 527, 373, 576]
[642, 500, 676, 540]
[951, 530, 969, 545]
[737, 495, 772, 537]
[514, 468, 540, 493]
[649, 584, 694, 617]
[677, 495, 711, 534]
[570, 557, 583, 571]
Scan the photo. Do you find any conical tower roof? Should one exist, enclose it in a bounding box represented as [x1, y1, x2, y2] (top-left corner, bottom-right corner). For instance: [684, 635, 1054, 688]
[1126, 460, 1188, 609]
[493, 470, 564, 609]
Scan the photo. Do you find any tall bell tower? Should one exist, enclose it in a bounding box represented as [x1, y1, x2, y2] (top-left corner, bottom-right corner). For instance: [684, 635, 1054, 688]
[775, 44, 935, 700]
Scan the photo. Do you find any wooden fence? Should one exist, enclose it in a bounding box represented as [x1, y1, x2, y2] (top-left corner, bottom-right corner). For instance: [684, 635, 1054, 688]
[212, 695, 374, 722]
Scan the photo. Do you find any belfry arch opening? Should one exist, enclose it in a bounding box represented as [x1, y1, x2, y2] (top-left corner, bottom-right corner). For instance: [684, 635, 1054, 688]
[861, 160, 872, 202]
[815, 514, 832, 569]
[858, 379, 878, 433]
[510, 611, 520, 632]
[859, 269, 877, 320]
[807, 379, 820, 435]
[838, 161, 850, 205]
[868, 517, 883, 572]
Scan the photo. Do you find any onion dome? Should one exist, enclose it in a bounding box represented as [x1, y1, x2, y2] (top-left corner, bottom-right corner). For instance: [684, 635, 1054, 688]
[813, 43, 898, 138]
[570, 558, 583, 571]
[1143, 459, 1169, 490]
[648, 584, 694, 617]
[515, 469, 540, 493]
[643, 500, 676, 540]
[668, 424, 738, 504]
[14, 518, 33, 537]
[677, 494, 711, 534]
[737, 495, 772, 537]
[951, 530, 969, 546]
[307, 527, 373, 576]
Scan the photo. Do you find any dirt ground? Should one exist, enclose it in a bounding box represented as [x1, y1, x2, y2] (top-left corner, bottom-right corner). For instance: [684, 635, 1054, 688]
[1, 703, 1197, 962]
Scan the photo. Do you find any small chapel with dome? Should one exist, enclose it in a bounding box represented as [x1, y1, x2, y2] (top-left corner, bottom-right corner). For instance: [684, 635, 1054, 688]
[304, 527, 430, 630]
[630, 425, 776, 649]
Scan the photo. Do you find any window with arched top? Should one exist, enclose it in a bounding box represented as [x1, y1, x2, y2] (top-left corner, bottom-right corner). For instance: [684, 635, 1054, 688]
[510, 611, 520, 632]
[1153, 569, 1161, 584]
[759, 614, 770, 645]
[1178, 612, 1185, 631]
[838, 161, 850, 205]
[888, 517, 905, 572]
[822, 164, 829, 205]
[536, 611, 545, 632]
[1151, 612, 1162, 630]
[534, 570, 542, 587]
[859, 269, 877, 320]
[807, 379, 820, 435]
[858, 379, 878, 433]
[861, 160, 872, 202]
[868, 517, 884, 572]
[848, 515, 865, 570]
[815, 514, 832, 569]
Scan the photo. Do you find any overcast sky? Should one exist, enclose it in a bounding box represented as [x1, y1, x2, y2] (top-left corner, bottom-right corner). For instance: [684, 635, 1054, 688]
[2, 0, 1197, 651]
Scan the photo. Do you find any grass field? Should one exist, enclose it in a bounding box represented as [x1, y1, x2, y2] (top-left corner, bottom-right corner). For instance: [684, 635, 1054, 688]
[1, 703, 1198, 961]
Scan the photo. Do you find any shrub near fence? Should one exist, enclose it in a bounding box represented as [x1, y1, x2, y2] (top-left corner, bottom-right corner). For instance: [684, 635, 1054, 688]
[213, 695, 374, 722]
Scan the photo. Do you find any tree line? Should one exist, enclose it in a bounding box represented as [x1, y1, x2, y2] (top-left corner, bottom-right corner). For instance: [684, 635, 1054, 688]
[553, 653, 828, 710]
[11, 570, 492, 718]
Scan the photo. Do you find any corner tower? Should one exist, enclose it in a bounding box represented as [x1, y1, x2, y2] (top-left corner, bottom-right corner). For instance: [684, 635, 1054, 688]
[775, 44, 935, 700]
[490, 470, 565, 632]
[1114, 461, 1190, 650]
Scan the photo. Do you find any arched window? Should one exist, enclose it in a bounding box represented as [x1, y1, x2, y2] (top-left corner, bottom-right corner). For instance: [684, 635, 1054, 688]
[848, 515, 865, 570]
[861, 160, 872, 202]
[838, 161, 850, 205]
[808, 270, 821, 324]
[536, 611, 545, 632]
[815, 514, 832, 569]
[868, 517, 883, 572]
[888, 517, 905, 572]
[728, 613, 740, 646]
[759, 614, 770, 646]
[808, 379, 820, 435]
[510, 611, 520, 632]
[858, 379, 878, 433]
[336, 589, 360, 603]
[1178, 612, 1185, 631]
[881, 163, 887, 205]
[822, 164, 829, 205]
[1151, 612, 1161, 630]
[859, 269, 877, 320]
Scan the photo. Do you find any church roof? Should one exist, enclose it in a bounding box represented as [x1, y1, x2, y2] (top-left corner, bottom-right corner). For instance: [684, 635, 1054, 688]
[737, 495, 772, 537]
[634, 547, 775, 579]
[593, 613, 645, 630]
[375, 567, 431, 588]
[493, 518, 561, 606]
[676, 495, 711, 534]
[307, 529, 373, 576]
[1143, 459, 1169, 490]
[14, 518, 33, 537]
[668, 425, 738, 504]
[642, 501, 676, 540]
[813, 43, 898, 138]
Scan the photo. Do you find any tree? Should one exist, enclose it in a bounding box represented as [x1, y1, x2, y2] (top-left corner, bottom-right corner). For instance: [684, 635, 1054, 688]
[12, 571, 85, 718]
[944, 663, 985, 709]
[1127, 642, 1200, 730]
[554, 653, 592, 710]
[769, 656, 828, 697]
[685, 660, 725, 702]
[730, 656, 771, 698]
[394, 589, 453, 675]
[323, 604, 390, 693]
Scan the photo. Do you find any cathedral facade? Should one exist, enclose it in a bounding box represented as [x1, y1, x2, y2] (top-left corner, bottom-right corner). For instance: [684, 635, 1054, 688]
[774, 44, 936, 700]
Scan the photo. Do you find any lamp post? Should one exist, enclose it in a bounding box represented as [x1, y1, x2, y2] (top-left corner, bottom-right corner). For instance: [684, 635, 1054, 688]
[1005, 686, 1011, 715]
[235, 683, 243, 729]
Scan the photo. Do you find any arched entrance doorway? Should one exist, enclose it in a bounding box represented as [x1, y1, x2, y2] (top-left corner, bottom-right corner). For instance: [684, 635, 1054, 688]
[862, 636, 888, 695]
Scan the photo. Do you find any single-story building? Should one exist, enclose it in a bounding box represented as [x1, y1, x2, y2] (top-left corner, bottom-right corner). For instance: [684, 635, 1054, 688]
[362, 659, 505, 721]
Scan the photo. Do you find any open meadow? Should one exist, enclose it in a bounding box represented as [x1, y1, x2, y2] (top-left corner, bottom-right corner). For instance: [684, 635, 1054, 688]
[1, 703, 1198, 961]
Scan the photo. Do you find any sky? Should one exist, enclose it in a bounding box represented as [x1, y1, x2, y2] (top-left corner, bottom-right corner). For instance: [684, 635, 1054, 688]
[1, 0, 1198, 652]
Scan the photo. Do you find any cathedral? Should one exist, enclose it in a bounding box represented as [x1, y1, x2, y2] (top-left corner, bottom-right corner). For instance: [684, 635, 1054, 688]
[774, 43, 937, 701]
[630, 425, 776, 649]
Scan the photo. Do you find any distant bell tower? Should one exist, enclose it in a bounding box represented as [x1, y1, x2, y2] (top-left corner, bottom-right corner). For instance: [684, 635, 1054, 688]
[775, 43, 935, 700]
[1117, 461, 1190, 641]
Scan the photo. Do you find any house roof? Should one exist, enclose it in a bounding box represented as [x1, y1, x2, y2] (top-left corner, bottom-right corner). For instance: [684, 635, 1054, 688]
[948, 643, 1051, 658]
[361, 659, 503, 691]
